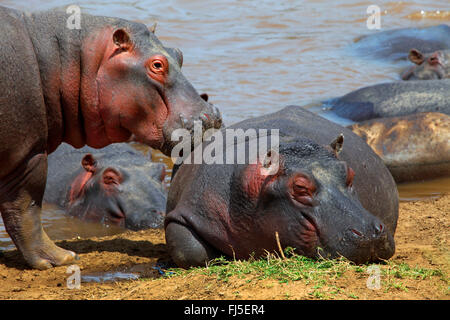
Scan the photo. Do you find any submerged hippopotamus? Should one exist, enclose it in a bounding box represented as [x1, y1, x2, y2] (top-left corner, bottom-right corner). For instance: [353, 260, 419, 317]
[401, 48, 450, 80]
[165, 106, 398, 268]
[44, 143, 167, 230]
[0, 6, 222, 269]
[325, 79, 450, 121]
[348, 112, 450, 183]
[350, 24, 450, 60]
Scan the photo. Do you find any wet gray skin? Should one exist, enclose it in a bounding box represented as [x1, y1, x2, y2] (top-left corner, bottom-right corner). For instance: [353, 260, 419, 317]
[247, 138, 395, 264]
[165, 106, 398, 268]
[350, 24, 450, 60]
[325, 79, 450, 121]
[44, 143, 167, 230]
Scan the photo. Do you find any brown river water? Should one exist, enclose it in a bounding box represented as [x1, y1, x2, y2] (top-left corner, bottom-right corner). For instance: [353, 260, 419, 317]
[0, 0, 449, 250]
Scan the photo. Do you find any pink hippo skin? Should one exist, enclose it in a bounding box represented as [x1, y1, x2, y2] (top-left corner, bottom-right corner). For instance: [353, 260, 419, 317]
[0, 6, 221, 269]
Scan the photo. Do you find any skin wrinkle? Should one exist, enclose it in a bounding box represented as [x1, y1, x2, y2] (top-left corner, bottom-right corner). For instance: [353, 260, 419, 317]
[94, 76, 109, 144]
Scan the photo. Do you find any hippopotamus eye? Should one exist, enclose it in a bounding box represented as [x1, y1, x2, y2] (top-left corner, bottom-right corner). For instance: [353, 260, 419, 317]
[152, 61, 163, 70]
[102, 168, 122, 186]
[291, 175, 316, 206]
[346, 167, 355, 187]
[147, 55, 168, 75]
[146, 55, 168, 83]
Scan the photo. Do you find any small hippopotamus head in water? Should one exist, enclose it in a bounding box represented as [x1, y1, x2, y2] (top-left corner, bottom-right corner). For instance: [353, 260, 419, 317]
[251, 135, 395, 264]
[401, 48, 449, 80]
[90, 26, 222, 154]
[66, 152, 167, 230]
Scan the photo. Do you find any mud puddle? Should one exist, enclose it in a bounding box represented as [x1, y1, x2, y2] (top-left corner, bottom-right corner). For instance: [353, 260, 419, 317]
[81, 262, 171, 283]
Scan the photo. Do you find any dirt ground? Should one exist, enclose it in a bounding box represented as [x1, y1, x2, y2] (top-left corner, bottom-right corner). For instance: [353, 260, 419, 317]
[0, 194, 448, 300]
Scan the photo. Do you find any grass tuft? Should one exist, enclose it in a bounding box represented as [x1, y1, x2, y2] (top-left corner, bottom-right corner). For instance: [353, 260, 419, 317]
[164, 247, 447, 297]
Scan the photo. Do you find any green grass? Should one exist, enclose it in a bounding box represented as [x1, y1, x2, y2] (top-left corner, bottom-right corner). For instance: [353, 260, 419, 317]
[163, 247, 447, 297]
[166, 249, 355, 284]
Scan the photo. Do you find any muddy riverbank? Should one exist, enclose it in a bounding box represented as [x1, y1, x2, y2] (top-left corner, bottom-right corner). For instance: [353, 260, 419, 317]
[0, 194, 448, 300]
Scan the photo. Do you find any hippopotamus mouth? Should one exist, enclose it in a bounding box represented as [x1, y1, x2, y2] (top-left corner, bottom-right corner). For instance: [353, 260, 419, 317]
[106, 205, 126, 226]
[159, 100, 223, 156]
[326, 225, 395, 264]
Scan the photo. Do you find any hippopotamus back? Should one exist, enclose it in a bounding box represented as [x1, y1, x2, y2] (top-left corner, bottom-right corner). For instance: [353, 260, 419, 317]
[351, 24, 450, 60]
[326, 79, 450, 121]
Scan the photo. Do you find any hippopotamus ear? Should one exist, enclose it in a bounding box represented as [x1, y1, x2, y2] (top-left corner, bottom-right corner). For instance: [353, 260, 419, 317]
[81, 154, 97, 173]
[112, 29, 133, 51]
[200, 93, 209, 102]
[260, 149, 282, 176]
[409, 49, 425, 65]
[330, 134, 344, 156]
[148, 22, 157, 34]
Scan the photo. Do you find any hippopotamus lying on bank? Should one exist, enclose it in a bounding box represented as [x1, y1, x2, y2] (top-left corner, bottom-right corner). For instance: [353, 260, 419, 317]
[165, 106, 398, 268]
[44, 143, 167, 230]
[325, 79, 450, 121]
[348, 113, 450, 183]
[0, 6, 222, 269]
[350, 24, 450, 60]
[401, 49, 450, 80]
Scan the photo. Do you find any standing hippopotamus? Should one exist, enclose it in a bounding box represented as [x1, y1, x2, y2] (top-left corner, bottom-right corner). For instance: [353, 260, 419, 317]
[165, 106, 398, 268]
[44, 143, 167, 230]
[350, 24, 450, 60]
[325, 79, 450, 121]
[0, 6, 222, 269]
[401, 49, 450, 80]
[348, 112, 450, 183]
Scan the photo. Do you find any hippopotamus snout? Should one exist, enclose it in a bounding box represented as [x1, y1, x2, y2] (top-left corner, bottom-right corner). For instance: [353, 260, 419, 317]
[340, 216, 395, 264]
[178, 102, 223, 132]
[161, 88, 223, 156]
[313, 198, 395, 264]
[125, 208, 165, 230]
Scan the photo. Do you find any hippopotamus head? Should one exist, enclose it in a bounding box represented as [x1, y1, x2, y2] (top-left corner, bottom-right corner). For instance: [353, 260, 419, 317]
[248, 135, 395, 264]
[84, 24, 222, 155]
[401, 48, 449, 80]
[66, 151, 167, 230]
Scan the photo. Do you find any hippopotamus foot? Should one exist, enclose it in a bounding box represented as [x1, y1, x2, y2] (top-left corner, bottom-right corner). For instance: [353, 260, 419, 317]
[19, 228, 78, 270]
[165, 221, 220, 268]
[0, 153, 77, 269]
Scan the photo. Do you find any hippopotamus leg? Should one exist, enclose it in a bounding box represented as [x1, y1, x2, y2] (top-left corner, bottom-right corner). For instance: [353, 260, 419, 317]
[0, 153, 76, 269]
[165, 219, 220, 268]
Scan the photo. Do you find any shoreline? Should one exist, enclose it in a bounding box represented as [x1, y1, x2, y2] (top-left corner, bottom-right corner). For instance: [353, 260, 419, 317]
[0, 194, 448, 300]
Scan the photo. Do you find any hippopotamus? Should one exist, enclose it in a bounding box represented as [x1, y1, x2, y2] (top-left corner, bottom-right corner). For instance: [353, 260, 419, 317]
[165, 106, 398, 268]
[401, 49, 450, 80]
[0, 6, 222, 269]
[348, 112, 450, 183]
[43, 143, 167, 230]
[350, 24, 450, 60]
[325, 79, 450, 121]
